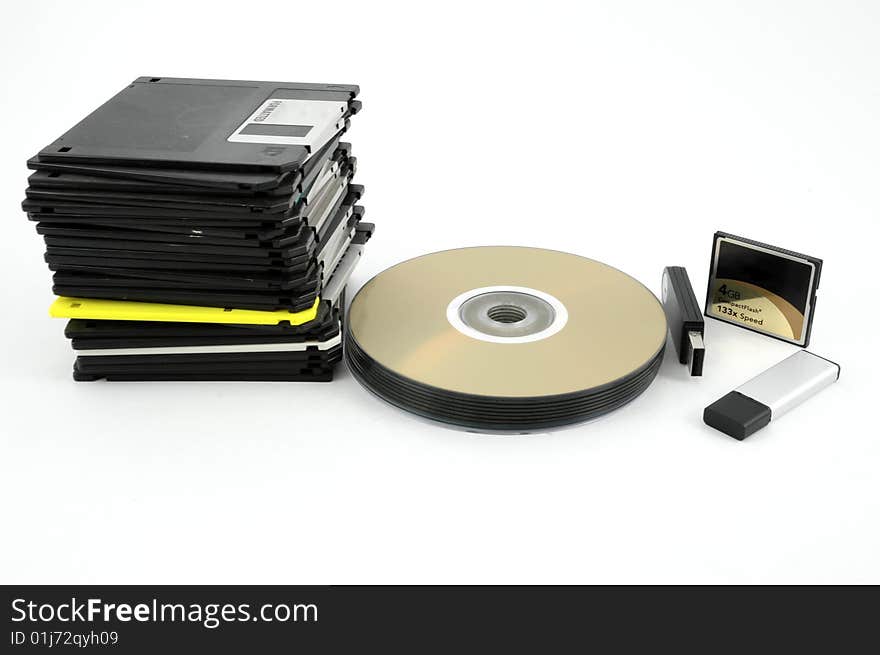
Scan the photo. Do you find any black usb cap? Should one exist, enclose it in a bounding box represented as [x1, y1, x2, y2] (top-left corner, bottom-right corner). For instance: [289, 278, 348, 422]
[661, 266, 705, 376]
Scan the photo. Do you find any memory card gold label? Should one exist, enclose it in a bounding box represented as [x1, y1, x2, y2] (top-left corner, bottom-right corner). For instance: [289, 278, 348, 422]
[708, 278, 804, 341]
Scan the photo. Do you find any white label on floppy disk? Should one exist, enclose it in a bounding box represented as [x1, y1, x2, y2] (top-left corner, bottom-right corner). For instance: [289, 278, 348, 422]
[227, 98, 346, 149]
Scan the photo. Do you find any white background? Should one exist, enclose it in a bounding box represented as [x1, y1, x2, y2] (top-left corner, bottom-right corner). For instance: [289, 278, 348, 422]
[1, 0, 877, 584]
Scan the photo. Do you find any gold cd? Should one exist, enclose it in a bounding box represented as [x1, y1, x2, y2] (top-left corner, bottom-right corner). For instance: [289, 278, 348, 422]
[347, 247, 667, 401]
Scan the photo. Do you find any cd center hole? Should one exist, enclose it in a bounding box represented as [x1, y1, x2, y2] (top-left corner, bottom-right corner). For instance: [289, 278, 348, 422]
[487, 304, 527, 324]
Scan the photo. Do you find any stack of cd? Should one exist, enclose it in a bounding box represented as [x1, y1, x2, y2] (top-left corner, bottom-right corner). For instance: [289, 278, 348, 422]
[346, 247, 666, 431]
[22, 76, 372, 381]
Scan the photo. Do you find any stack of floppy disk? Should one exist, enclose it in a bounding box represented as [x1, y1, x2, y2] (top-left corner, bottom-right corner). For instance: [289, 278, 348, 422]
[22, 76, 373, 381]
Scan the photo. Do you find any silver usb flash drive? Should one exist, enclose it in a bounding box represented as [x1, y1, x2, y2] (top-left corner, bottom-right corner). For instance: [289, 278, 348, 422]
[703, 351, 840, 440]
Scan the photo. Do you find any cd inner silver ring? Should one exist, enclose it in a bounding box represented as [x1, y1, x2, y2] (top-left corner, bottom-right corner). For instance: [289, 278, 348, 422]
[459, 291, 555, 338]
[446, 285, 568, 343]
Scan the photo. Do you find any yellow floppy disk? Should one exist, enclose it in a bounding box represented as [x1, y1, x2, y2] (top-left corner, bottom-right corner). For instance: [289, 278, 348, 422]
[49, 296, 320, 326]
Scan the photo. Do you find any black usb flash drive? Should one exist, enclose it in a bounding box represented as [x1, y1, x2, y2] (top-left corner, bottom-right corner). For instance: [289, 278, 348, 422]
[662, 266, 705, 376]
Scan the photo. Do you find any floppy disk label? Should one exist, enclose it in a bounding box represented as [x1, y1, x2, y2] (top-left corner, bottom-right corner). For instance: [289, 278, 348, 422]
[228, 98, 346, 148]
